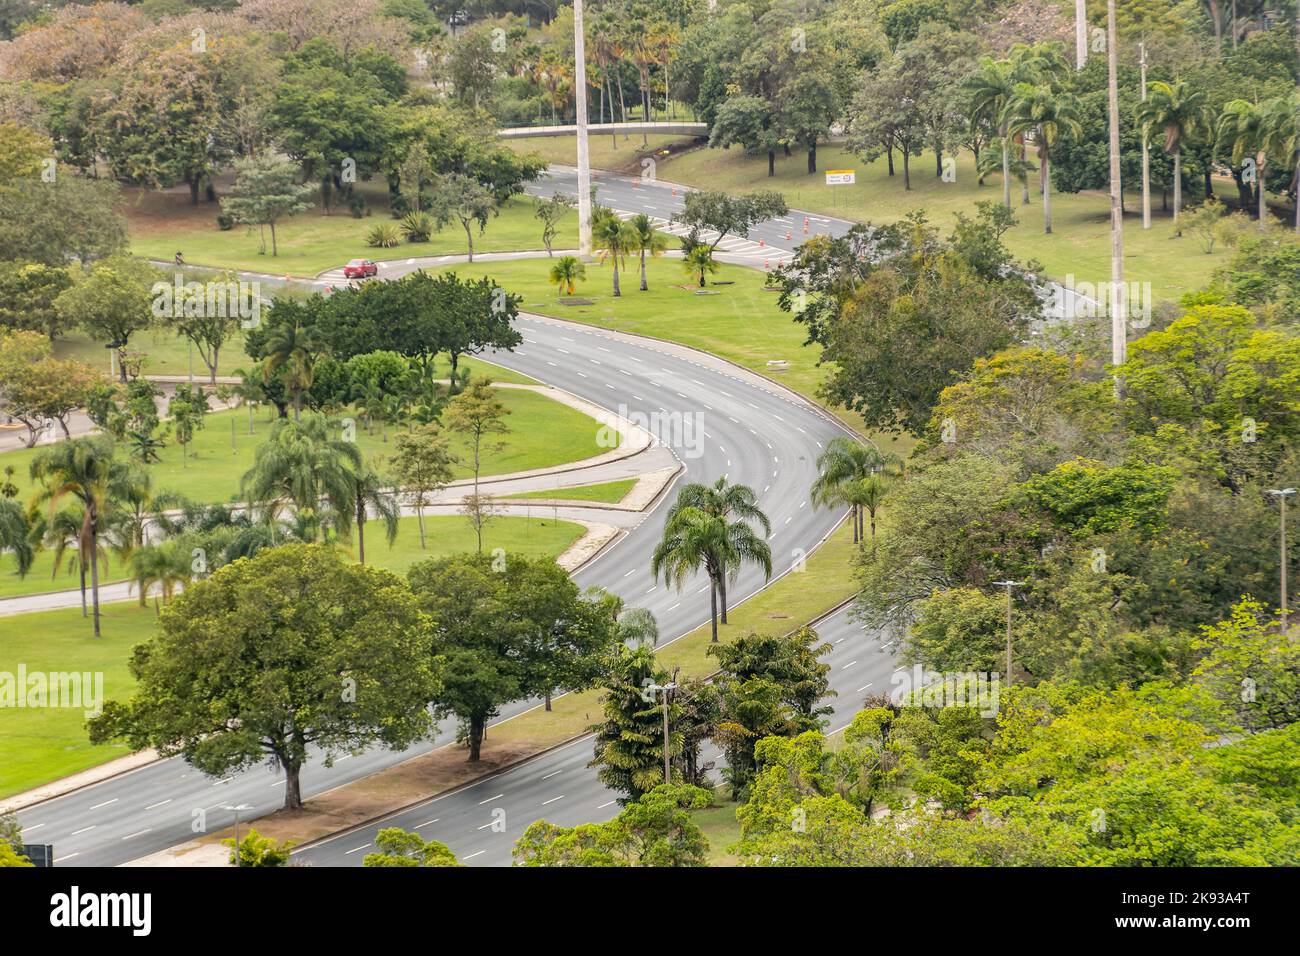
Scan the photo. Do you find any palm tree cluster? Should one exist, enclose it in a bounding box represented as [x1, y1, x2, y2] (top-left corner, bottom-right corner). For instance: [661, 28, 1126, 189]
[590, 209, 668, 296]
[966, 43, 1080, 234]
[810, 437, 904, 555]
[652, 478, 772, 643]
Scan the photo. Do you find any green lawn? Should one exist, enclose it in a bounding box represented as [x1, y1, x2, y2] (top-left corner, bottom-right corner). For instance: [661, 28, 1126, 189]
[0, 547, 131, 601]
[505, 133, 697, 174]
[50, 326, 539, 385]
[0, 513, 585, 799]
[693, 791, 744, 866]
[0, 387, 612, 507]
[506, 478, 637, 504]
[128, 190, 580, 277]
[657, 141, 1232, 303]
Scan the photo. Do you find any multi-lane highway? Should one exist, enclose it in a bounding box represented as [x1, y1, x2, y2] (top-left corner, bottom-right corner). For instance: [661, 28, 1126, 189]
[12, 164, 908, 867]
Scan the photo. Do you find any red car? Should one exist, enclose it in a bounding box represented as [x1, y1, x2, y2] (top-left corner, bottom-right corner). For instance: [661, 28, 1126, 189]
[342, 258, 378, 279]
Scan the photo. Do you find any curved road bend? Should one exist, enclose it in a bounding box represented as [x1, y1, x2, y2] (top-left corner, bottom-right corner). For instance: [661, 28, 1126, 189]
[13, 305, 852, 866]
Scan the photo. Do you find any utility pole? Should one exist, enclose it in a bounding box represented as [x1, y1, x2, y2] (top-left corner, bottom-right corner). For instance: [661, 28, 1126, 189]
[993, 581, 1023, 685]
[1076, 0, 1088, 70]
[1140, 40, 1151, 231]
[1268, 489, 1296, 635]
[646, 681, 677, 784]
[1106, 0, 1127, 379]
[220, 803, 252, 867]
[574, 0, 593, 260]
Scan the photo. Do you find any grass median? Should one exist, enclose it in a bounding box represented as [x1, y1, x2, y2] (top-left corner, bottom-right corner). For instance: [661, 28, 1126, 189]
[0, 513, 585, 800]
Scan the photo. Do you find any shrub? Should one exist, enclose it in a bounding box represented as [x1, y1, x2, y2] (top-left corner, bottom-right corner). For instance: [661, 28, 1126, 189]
[401, 211, 434, 243]
[366, 223, 402, 248]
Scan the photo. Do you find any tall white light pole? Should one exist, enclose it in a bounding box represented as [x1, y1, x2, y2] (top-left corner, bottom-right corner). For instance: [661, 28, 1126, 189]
[1268, 488, 1296, 635]
[1106, 0, 1127, 376]
[574, 0, 593, 260]
[1076, 0, 1088, 70]
[993, 581, 1024, 685]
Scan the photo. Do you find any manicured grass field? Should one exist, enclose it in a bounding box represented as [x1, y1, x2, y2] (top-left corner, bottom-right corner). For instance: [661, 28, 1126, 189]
[0, 548, 131, 601]
[128, 189, 580, 277]
[0, 387, 611, 507]
[505, 133, 695, 174]
[656, 141, 1234, 303]
[693, 791, 745, 866]
[506, 478, 637, 504]
[0, 513, 585, 799]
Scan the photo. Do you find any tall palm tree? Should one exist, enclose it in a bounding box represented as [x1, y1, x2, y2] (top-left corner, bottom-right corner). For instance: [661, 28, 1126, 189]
[810, 437, 903, 547]
[967, 56, 1019, 209]
[37, 508, 95, 616]
[592, 214, 637, 296]
[1004, 84, 1083, 234]
[262, 320, 325, 420]
[1219, 98, 1277, 231]
[652, 506, 770, 643]
[0, 498, 34, 579]
[1137, 80, 1209, 231]
[1006, 43, 1069, 206]
[240, 413, 363, 541]
[848, 474, 892, 557]
[29, 436, 124, 637]
[351, 465, 400, 566]
[628, 213, 668, 290]
[548, 255, 586, 295]
[616, 606, 660, 648]
[666, 478, 772, 624]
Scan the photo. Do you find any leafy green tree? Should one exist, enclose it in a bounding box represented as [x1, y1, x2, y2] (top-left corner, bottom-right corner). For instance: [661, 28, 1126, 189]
[715, 677, 795, 799]
[408, 552, 619, 760]
[220, 155, 316, 256]
[1003, 83, 1083, 233]
[1136, 80, 1210, 231]
[708, 626, 833, 731]
[514, 784, 713, 867]
[709, 94, 783, 177]
[0, 174, 127, 266]
[260, 312, 327, 420]
[1192, 598, 1300, 733]
[673, 189, 788, 254]
[445, 377, 509, 499]
[89, 544, 439, 810]
[0, 262, 73, 340]
[223, 828, 294, 867]
[363, 828, 460, 867]
[55, 256, 157, 383]
[628, 212, 668, 291]
[390, 423, 456, 549]
[591, 213, 637, 297]
[967, 55, 1020, 208]
[589, 644, 683, 802]
[535, 193, 572, 256]
[427, 171, 497, 262]
[29, 436, 127, 636]
[240, 413, 363, 540]
[548, 254, 586, 295]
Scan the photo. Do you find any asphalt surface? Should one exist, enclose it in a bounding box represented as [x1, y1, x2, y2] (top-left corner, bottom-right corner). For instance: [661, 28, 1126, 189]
[295, 601, 895, 867]
[11, 215, 854, 863]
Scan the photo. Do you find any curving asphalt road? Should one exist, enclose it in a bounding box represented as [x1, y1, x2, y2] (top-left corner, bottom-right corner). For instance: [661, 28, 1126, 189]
[11, 282, 854, 868]
[12, 163, 950, 868]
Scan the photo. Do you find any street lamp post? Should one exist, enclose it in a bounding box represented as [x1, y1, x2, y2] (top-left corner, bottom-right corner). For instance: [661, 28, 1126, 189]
[573, 0, 593, 260]
[1267, 489, 1296, 634]
[645, 681, 677, 784]
[993, 581, 1024, 685]
[220, 803, 252, 867]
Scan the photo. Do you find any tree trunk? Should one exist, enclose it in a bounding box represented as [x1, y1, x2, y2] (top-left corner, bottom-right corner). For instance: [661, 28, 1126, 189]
[89, 525, 101, 638]
[902, 150, 911, 190]
[357, 500, 367, 565]
[282, 759, 302, 810]
[708, 582, 718, 642]
[417, 505, 426, 549]
[1204, 167, 1214, 199]
[639, 250, 648, 290]
[468, 715, 485, 760]
[807, 142, 817, 174]
[887, 144, 895, 176]
[767, 150, 775, 176]
[1258, 153, 1268, 230]
[612, 260, 621, 296]
[934, 145, 943, 178]
[1043, 155, 1053, 234]
[79, 564, 87, 617]
[188, 176, 200, 205]
[850, 504, 859, 544]
[719, 572, 728, 625]
[1020, 141, 1030, 204]
[1002, 140, 1011, 208]
[270, 221, 278, 257]
[464, 220, 475, 262]
[1173, 149, 1183, 233]
[545, 693, 552, 712]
